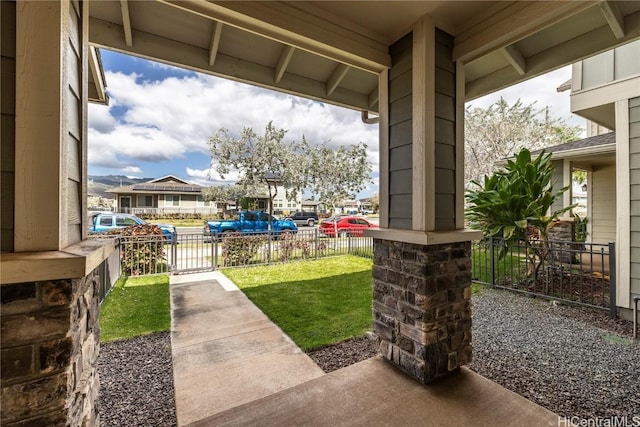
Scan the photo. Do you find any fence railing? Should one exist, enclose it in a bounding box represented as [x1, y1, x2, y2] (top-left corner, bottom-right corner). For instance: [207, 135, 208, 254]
[472, 238, 616, 317]
[170, 229, 373, 272]
[92, 228, 373, 279]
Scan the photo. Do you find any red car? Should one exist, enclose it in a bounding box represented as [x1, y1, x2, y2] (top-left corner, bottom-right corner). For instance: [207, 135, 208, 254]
[320, 216, 378, 237]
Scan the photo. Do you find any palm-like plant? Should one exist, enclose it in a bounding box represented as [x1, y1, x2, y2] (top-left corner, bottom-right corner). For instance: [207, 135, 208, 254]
[466, 148, 574, 279]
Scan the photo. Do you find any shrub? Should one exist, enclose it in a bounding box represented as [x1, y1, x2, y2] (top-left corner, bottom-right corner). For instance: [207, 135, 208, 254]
[119, 224, 166, 276]
[221, 233, 266, 266]
[278, 233, 311, 261]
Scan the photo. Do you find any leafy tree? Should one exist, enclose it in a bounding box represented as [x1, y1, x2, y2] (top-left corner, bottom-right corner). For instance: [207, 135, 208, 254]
[208, 122, 372, 225]
[208, 122, 308, 215]
[465, 97, 582, 186]
[202, 183, 242, 203]
[307, 142, 372, 216]
[465, 148, 574, 278]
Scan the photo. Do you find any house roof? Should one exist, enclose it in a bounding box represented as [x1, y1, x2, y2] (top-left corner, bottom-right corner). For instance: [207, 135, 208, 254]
[535, 132, 615, 156]
[107, 175, 203, 195]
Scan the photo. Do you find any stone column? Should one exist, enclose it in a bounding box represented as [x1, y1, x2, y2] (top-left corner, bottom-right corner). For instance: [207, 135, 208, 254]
[369, 15, 481, 383]
[373, 239, 472, 383]
[1, 271, 101, 426]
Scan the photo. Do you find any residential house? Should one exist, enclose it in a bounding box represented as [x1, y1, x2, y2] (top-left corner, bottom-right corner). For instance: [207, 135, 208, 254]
[3, 2, 639, 425]
[548, 38, 640, 320]
[107, 175, 216, 216]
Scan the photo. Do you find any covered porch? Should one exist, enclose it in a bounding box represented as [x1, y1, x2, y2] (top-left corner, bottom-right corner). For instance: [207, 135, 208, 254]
[2, 1, 640, 425]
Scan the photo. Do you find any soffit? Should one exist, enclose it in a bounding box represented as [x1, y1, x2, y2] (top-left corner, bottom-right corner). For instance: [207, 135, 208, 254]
[88, 1, 640, 112]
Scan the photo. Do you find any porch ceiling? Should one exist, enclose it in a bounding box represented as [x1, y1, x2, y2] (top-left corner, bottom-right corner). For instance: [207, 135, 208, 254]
[88, 1, 640, 112]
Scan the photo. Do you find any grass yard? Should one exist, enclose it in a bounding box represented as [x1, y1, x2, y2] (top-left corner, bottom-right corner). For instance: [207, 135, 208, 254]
[223, 256, 373, 351]
[471, 243, 529, 285]
[99, 274, 171, 342]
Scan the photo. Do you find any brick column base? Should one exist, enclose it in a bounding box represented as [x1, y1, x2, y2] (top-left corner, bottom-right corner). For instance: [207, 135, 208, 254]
[373, 239, 472, 384]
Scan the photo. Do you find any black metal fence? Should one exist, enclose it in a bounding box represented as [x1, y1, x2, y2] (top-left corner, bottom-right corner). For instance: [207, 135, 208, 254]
[472, 238, 616, 317]
[169, 229, 374, 272]
[94, 229, 374, 277]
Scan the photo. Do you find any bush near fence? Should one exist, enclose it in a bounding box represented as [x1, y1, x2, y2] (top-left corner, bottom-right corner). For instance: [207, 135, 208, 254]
[471, 238, 615, 316]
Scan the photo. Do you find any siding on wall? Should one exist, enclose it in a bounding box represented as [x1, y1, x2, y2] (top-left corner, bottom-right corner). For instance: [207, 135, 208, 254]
[591, 163, 616, 243]
[629, 97, 640, 296]
[388, 33, 413, 230]
[433, 29, 456, 231]
[1, 1, 16, 252]
[64, 0, 85, 245]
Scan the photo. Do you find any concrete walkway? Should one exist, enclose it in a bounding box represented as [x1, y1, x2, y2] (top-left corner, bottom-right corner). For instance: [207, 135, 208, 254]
[170, 272, 325, 425]
[170, 272, 559, 426]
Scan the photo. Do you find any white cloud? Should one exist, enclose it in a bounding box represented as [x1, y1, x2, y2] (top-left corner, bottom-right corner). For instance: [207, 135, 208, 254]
[90, 55, 581, 197]
[123, 167, 142, 175]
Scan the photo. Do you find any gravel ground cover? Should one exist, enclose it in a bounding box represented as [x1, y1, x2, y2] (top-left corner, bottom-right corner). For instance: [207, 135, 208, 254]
[470, 288, 639, 420]
[97, 289, 638, 424]
[97, 332, 177, 427]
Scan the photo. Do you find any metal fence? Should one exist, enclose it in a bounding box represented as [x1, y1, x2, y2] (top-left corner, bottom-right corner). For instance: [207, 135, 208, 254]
[168, 229, 374, 273]
[472, 238, 616, 317]
[98, 229, 374, 277]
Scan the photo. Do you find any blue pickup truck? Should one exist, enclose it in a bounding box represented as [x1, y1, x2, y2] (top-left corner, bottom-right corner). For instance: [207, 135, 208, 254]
[204, 211, 297, 237]
[89, 212, 176, 241]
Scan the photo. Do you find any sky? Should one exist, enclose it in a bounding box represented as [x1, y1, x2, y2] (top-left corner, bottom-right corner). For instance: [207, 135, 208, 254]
[88, 50, 585, 198]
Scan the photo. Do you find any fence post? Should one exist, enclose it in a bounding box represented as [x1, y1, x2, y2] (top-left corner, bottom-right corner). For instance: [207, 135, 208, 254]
[489, 238, 496, 288]
[314, 228, 319, 260]
[348, 232, 352, 255]
[171, 233, 177, 273]
[267, 230, 272, 265]
[212, 236, 218, 271]
[608, 242, 617, 319]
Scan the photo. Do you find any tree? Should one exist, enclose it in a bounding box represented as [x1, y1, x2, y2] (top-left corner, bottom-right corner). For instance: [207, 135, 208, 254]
[208, 122, 308, 215]
[465, 97, 582, 186]
[465, 148, 574, 278]
[306, 142, 372, 216]
[208, 121, 372, 233]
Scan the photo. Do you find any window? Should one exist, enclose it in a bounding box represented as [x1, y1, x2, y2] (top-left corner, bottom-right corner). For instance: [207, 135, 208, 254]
[259, 212, 271, 221]
[196, 196, 211, 207]
[99, 216, 112, 226]
[137, 195, 153, 207]
[244, 212, 257, 221]
[115, 215, 138, 226]
[165, 195, 180, 207]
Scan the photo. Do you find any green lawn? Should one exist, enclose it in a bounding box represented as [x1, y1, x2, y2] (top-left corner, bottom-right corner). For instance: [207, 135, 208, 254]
[99, 274, 171, 342]
[471, 243, 529, 285]
[223, 256, 373, 351]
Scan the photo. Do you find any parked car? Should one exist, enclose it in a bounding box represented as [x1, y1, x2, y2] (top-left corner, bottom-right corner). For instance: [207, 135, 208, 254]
[89, 212, 176, 240]
[204, 210, 298, 237]
[285, 211, 319, 227]
[319, 216, 378, 237]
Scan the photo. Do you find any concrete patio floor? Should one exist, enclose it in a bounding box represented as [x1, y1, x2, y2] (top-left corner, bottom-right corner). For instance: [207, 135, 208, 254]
[170, 272, 559, 427]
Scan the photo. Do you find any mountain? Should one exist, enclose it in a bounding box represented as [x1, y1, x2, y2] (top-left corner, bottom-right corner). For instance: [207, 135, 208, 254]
[88, 175, 153, 198]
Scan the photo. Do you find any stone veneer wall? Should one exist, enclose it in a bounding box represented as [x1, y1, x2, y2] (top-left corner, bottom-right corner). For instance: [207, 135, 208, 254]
[1, 270, 101, 426]
[373, 239, 472, 383]
[548, 220, 577, 264]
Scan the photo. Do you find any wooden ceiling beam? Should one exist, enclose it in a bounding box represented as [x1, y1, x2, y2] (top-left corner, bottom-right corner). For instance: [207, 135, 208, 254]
[119, 0, 133, 47]
[326, 64, 350, 96]
[368, 87, 379, 108]
[454, 1, 596, 63]
[89, 17, 374, 112]
[275, 45, 295, 84]
[599, 1, 625, 39]
[465, 11, 640, 100]
[160, 0, 389, 73]
[208, 21, 223, 67]
[500, 45, 526, 75]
